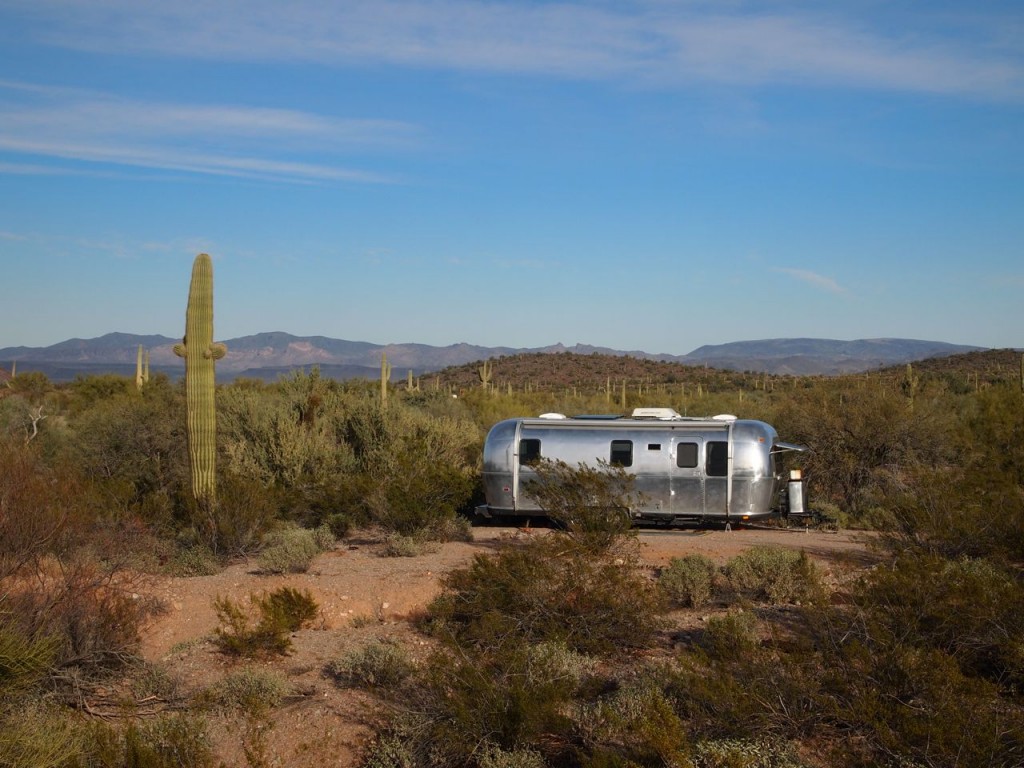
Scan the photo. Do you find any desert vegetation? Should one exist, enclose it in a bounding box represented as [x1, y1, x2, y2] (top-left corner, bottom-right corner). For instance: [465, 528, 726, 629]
[0, 347, 1022, 766]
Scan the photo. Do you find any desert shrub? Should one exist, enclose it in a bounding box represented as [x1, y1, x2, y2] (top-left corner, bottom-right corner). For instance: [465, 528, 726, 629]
[91, 714, 215, 768]
[878, 465, 1024, 561]
[407, 642, 580, 766]
[311, 521, 336, 550]
[850, 552, 1024, 691]
[378, 516, 472, 558]
[0, 619, 58, 695]
[476, 743, 547, 768]
[523, 458, 637, 555]
[692, 738, 809, 768]
[428, 536, 665, 656]
[213, 587, 319, 658]
[206, 472, 282, 557]
[771, 383, 957, 518]
[0, 702, 83, 768]
[724, 547, 823, 604]
[168, 544, 221, 576]
[325, 639, 414, 689]
[0, 442, 81, 579]
[700, 611, 761, 662]
[422, 513, 474, 543]
[257, 524, 328, 574]
[669, 611, 823, 742]
[380, 533, 433, 558]
[339, 401, 478, 536]
[361, 732, 418, 768]
[3, 556, 156, 669]
[123, 716, 213, 768]
[577, 676, 690, 766]
[659, 554, 718, 608]
[324, 512, 352, 540]
[68, 378, 188, 514]
[208, 667, 288, 713]
[818, 635, 1024, 767]
[219, 370, 355, 489]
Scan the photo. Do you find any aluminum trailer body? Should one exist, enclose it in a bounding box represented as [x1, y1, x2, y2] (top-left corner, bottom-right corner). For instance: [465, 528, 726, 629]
[477, 408, 806, 525]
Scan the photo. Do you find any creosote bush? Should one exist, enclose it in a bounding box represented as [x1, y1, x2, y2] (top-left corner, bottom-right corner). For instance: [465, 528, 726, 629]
[524, 458, 637, 555]
[659, 554, 718, 608]
[213, 587, 319, 658]
[257, 523, 333, 574]
[724, 546, 823, 604]
[207, 667, 289, 713]
[325, 639, 414, 689]
[427, 535, 665, 656]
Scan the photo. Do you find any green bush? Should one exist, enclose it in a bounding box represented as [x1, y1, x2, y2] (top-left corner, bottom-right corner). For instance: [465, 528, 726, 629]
[339, 402, 478, 536]
[0, 702, 83, 768]
[851, 552, 1024, 691]
[409, 642, 580, 766]
[168, 543, 221, 576]
[257, 524, 330, 574]
[213, 587, 319, 658]
[523, 459, 638, 555]
[701, 611, 761, 662]
[0, 620, 58, 696]
[208, 667, 289, 713]
[103, 714, 214, 768]
[577, 676, 690, 766]
[724, 547, 823, 604]
[428, 536, 665, 656]
[324, 512, 352, 540]
[325, 639, 414, 689]
[692, 738, 809, 768]
[659, 554, 718, 608]
[379, 532, 433, 558]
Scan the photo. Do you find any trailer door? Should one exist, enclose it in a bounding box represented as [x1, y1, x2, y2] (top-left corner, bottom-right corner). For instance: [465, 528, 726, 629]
[671, 436, 705, 514]
[704, 439, 731, 516]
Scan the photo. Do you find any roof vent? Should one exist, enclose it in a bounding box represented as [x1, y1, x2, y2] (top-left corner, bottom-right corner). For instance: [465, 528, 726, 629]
[538, 412, 568, 419]
[712, 414, 738, 421]
[631, 407, 682, 420]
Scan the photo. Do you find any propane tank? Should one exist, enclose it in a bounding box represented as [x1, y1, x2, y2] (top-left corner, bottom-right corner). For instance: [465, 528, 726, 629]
[786, 469, 809, 517]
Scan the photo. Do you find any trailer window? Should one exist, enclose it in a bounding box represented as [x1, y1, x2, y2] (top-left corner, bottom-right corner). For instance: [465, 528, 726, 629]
[707, 441, 728, 477]
[610, 440, 633, 467]
[519, 439, 541, 465]
[676, 442, 698, 468]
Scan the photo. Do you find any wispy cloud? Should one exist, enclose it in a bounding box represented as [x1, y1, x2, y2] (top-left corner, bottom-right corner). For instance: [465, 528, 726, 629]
[6, 1, 1022, 101]
[0, 81, 416, 183]
[775, 267, 847, 295]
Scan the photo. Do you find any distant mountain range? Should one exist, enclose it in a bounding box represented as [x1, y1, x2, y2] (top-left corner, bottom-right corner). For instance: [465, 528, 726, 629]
[0, 332, 986, 382]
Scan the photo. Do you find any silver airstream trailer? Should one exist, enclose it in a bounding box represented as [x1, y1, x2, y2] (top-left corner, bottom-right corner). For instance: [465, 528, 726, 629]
[477, 408, 808, 526]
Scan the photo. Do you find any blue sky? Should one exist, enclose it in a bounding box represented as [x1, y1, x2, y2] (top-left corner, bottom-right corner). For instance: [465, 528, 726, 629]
[1, 1, 1021, 354]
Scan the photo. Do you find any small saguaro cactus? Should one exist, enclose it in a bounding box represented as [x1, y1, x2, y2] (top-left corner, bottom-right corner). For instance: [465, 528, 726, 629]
[380, 352, 393, 408]
[902, 363, 920, 406]
[478, 359, 493, 391]
[174, 254, 227, 503]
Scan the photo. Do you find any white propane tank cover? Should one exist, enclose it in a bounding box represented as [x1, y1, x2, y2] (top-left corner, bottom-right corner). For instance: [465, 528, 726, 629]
[712, 414, 738, 421]
[538, 413, 568, 419]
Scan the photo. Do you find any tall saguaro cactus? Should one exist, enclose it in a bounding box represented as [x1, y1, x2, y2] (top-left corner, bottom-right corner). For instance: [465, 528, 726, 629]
[174, 254, 227, 503]
[380, 352, 392, 408]
[135, 345, 150, 391]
